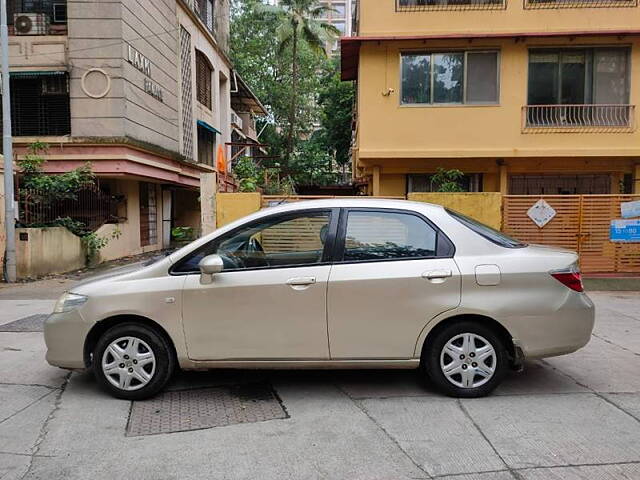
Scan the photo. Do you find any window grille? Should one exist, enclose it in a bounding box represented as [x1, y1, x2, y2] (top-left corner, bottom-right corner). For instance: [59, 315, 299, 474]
[179, 27, 194, 161]
[0, 72, 70, 136]
[195, 50, 213, 109]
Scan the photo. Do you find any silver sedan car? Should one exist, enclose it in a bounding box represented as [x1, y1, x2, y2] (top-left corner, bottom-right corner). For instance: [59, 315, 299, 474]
[44, 199, 595, 399]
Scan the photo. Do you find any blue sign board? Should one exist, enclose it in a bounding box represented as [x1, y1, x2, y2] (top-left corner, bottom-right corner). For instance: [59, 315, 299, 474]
[610, 219, 640, 243]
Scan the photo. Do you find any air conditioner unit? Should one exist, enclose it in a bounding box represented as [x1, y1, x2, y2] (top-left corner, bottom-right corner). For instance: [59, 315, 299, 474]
[13, 13, 50, 35]
[53, 3, 68, 24]
[230, 111, 243, 130]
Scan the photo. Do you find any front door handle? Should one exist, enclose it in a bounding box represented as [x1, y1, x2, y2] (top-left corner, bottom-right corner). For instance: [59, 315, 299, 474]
[422, 269, 453, 281]
[286, 277, 316, 287]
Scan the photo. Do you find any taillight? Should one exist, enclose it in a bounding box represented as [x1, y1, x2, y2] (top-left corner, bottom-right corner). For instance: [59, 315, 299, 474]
[551, 269, 584, 292]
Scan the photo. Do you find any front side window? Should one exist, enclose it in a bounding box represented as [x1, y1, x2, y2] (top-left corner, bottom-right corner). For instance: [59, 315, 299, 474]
[342, 211, 438, 261]
[401, 51, 499, 105]
[172, 211, 332, 273]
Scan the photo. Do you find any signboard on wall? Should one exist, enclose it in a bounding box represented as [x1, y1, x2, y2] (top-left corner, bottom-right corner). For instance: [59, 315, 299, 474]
[621, 200, 640, 219]
[610, 219, 640, 243]
[527, 199, 557, 228]
[126, 44, 164, 102]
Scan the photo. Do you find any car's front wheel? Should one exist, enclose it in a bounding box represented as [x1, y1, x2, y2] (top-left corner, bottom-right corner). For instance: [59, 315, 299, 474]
[93, 323, 175, 400]
[423, 321, 508, 398]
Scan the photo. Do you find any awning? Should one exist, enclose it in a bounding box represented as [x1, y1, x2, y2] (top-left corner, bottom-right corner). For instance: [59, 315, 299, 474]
[197, 120, 221, 135]
[341, 29, 640, 82]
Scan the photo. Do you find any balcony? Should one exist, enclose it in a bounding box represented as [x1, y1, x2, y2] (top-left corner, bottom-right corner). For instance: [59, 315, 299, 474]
[523, 104, 635, 133]
[524, 0, 636, 8]
[396, 0, 506, 11]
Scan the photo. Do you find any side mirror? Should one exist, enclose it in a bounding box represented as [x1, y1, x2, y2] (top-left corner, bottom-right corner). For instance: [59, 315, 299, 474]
[198, 254, 224, 276]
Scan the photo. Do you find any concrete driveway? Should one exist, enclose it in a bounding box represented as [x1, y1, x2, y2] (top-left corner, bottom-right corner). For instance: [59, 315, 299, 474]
[1, 282, 639, 480]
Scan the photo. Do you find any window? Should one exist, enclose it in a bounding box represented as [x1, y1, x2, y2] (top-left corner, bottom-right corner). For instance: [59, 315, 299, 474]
[401, 51, 499, 105]
[528, 47, 630, 105]
[7, 0, 67, 25]
[172, 211, 333, 273]
[408, 173, 483, 193]
[195, 0, 215, 32]
[447, 209, 526, 248]
[0, 72, 70, 136]
[195, 50, 213, 109]
[197, 125, 215, 166]
[342, 211, 438, 261]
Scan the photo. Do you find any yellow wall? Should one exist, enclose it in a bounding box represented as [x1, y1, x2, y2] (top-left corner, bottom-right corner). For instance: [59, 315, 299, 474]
[380, 174, 407, 196]
[359, 0, 640, 37]
[356, 37, 640, 165]
[408, 193, 503, 230]
[216, 192, 262, 227]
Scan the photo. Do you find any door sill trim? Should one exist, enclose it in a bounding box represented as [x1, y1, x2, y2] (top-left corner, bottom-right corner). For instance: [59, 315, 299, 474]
[182, 359, 421, 370]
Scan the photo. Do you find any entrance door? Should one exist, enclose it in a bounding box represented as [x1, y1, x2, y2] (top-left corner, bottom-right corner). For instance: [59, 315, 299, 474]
[177, 209, 336, 360]
[328, 209, 461, 359]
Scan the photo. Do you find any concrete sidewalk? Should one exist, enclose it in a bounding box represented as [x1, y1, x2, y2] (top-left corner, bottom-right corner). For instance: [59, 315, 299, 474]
[0, 285, 639, 480]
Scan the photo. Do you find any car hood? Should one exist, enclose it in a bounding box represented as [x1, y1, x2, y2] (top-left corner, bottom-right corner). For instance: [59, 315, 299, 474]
[70, 255, 173, 294]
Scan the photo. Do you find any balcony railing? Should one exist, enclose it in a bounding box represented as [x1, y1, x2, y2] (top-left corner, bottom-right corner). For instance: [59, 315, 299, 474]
[523, 104, 635, 133]
[396, 0, 506, 11]
[524, 0, 636, 8]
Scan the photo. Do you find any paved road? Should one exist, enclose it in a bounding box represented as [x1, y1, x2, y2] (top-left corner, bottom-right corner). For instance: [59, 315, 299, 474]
[0, 282, 639, 480]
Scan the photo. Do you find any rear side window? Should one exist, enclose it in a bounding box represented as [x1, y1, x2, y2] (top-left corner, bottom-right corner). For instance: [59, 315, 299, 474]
[447, 209, 526, 248]
[342, 211, 438, 261]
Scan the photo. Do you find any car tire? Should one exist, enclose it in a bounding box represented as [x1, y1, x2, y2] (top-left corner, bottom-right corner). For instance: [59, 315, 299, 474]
[93, 323, 175, 400]
[422, 321, 508, 398]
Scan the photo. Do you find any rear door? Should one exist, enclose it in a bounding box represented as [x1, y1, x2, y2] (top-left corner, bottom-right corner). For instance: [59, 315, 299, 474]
[327, 208, 461, 359]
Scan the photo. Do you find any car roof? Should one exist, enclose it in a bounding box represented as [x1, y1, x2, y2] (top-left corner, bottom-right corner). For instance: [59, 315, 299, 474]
[257, 198, 445, 216]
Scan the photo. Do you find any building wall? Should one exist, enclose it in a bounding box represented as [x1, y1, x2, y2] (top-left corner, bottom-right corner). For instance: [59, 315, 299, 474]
[177, 3, 233, 171]
[356, 37, 640, 163]
[358, 0, 640, 37]
[67, 0, 180, 153]
[16, 227, 85, 279]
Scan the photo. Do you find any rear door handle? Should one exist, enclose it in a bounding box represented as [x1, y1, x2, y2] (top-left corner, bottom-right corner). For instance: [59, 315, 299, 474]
[286, 277, 316, 287]
[422, 269, 453, 281]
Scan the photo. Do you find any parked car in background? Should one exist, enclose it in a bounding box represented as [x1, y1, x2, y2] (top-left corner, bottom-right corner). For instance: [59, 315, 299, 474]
[44, 199, 595, 399]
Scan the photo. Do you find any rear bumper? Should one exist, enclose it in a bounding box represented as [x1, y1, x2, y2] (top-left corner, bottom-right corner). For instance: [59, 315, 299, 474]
[44, 311, 90, 370]
[514, 292, 595, 360]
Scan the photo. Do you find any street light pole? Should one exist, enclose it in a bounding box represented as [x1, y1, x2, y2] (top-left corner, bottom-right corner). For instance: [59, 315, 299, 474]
[1, 0, 17, 282]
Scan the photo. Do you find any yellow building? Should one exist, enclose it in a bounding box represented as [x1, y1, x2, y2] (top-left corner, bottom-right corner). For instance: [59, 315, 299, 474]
[341, 0, 640, 196]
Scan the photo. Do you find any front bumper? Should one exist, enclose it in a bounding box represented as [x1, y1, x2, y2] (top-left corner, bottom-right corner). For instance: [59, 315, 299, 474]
[44, 310, 91, 370]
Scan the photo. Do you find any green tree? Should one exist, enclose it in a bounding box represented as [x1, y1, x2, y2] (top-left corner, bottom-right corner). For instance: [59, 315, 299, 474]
[257, 0, 339, 168]
[431, 168, 465, 192]
[316, 60, 355, 171]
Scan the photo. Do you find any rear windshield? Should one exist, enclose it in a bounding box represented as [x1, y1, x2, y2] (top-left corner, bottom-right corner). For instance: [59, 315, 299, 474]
[446, 209, 527, 249]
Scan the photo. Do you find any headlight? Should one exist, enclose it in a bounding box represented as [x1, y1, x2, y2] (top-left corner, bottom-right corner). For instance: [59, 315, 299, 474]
[53, 293, 88, 313]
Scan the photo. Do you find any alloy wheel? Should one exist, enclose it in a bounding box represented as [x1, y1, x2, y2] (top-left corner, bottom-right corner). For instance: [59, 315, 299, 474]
[439, 333, 497, 389]
[101, 336, 156, 391]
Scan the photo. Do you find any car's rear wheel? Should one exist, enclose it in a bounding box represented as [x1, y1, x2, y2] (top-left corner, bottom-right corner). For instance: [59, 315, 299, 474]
[423, 321, 508, 398]
[93, 323, 174, 400]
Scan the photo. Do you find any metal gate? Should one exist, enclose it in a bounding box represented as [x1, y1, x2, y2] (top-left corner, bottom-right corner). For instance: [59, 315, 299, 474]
[503, 195, 640, 274]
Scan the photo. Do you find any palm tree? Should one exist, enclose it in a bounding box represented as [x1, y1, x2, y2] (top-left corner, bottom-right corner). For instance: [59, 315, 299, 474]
[259, 0, 339, 169]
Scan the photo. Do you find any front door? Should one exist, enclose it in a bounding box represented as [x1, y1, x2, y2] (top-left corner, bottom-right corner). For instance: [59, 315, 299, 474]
[178, 209, 336, 361]
[328, 209, 461, 359]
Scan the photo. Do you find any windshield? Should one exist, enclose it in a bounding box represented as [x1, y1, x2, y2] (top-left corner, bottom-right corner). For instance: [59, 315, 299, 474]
[447, 209, 527, 249]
